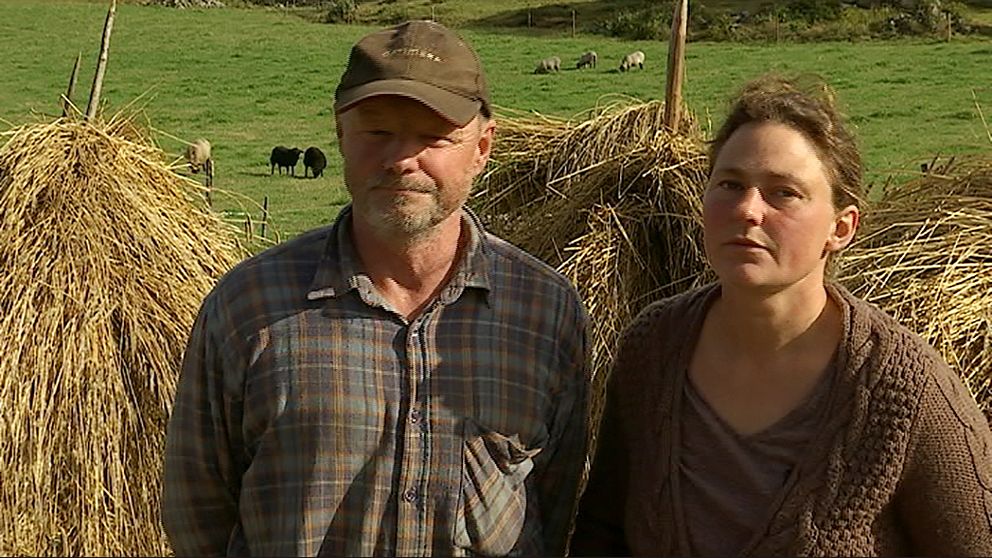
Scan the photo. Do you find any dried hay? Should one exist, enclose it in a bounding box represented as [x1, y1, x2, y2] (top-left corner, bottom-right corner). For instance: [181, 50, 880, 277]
[0, 113, 246, 556]
[473, 99, 712, 427]
[474, 99, 992, 429]
[839, 156, 992, 421]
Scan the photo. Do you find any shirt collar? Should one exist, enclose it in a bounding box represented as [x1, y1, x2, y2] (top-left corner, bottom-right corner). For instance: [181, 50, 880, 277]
[307, 204, 493, 302]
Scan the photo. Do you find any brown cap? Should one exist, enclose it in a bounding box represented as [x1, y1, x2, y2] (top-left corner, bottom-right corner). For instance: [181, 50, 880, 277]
[334, 20, 490, 127]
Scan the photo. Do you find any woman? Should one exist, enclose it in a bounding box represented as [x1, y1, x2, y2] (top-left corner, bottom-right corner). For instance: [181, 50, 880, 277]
[570, 75, 992, 556]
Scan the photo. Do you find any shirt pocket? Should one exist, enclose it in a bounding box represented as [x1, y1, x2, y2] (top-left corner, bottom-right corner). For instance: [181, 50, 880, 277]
[453, 419, 542, 556]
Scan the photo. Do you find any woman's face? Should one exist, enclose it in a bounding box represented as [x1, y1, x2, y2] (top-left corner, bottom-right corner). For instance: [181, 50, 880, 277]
[703, 121, 858, 294]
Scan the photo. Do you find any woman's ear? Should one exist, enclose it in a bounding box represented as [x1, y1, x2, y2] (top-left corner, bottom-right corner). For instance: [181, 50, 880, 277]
[826, 204, 860, 252]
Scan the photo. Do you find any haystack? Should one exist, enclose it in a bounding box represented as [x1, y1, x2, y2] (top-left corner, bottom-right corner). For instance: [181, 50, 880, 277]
[0, 112, 245, 556]
[839, 156, 992, 421]
[473, 98, 712, 424]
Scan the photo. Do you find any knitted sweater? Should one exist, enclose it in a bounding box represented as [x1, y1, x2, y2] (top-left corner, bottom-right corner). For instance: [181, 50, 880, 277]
[571, 283, 992, 556]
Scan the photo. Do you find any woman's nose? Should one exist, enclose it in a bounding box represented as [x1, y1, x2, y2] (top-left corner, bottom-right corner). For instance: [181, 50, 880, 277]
[734, 187, 765, 225]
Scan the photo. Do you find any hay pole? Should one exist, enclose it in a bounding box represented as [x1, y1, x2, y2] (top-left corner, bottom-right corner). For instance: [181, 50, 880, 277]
[85, 0, 117, 120]
[61, 52, 82, 118]
[663, 0, 688, 132]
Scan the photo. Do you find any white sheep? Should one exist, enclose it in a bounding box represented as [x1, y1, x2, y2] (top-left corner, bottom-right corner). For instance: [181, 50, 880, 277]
[576, 51, 598, 69]
[534, 56, 561, 74]
[619, 50, 645, 72]
[185, 138, 212, 174]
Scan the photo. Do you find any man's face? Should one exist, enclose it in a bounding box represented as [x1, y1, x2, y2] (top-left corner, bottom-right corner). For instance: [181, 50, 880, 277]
[336, 96, 494, 240]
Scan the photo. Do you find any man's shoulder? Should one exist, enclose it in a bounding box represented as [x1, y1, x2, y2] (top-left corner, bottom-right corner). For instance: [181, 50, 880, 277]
[483, 232, 577, 295]
[209, 224, 333, 304]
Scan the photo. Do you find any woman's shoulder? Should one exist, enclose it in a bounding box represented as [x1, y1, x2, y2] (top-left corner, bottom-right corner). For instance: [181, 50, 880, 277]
[830, 283, 954, 389]
[623, 283, 718, 344]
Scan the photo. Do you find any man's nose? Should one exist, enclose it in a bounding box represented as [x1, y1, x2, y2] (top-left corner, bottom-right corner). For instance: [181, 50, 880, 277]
[382, 136, 422, 174]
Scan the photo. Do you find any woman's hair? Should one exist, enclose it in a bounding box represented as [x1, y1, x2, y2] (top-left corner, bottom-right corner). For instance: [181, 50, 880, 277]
[708, 74, 866, 211]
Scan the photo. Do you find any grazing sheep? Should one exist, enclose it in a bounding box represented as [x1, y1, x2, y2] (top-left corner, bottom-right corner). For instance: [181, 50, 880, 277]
[576, 50, 598, 69]
[303, 146, 327, 179]
[270, 146, 303, 176]
[185, 138, 212, 174]
[619, 50, 646, 72]
[534, 56, 561, 74]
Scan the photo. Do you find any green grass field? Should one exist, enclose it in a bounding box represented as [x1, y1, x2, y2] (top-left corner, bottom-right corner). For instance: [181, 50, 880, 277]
[3, 1, 992, 241]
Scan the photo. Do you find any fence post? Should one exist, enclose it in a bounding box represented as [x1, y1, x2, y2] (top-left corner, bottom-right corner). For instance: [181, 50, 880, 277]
[204, 159, 214, 208]
[572, 10, 576, 37]
[260, 195, 269, 239]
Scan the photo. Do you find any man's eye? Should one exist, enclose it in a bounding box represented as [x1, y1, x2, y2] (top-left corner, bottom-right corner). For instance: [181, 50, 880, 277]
[425, 135, 452, 146]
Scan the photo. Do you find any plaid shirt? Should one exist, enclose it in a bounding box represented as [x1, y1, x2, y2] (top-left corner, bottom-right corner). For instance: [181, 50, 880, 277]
[162, 206, 590, 557]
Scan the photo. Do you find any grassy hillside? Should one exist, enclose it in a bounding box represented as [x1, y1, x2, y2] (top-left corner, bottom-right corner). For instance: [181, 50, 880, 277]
[2, 1, 992, 242]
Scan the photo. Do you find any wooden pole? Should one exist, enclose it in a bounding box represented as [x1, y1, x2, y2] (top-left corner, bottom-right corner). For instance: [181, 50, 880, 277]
[260, 195, 269, 239]
[946, 12, 952, 42]
[528, 9, 532, 28]
[431, 5, 435, 21]
[61, 52, 82, 118]
[204, 159, 214, 208]
[663, 0, 688, 132]
[86, 0, 117, 120]
[572, 10, 576, 37]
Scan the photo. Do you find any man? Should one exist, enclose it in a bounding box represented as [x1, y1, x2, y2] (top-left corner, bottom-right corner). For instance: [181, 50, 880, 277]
[162, 20, 590, 557]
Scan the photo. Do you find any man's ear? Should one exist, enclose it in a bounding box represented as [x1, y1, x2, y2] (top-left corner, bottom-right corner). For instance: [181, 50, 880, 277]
[826, 204, 860, 253]
[334, 115, 344, 152]
[472, 117, 496, 177]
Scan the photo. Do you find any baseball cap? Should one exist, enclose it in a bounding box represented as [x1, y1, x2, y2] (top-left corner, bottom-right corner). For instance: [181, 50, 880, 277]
[334, 20, 491, 127]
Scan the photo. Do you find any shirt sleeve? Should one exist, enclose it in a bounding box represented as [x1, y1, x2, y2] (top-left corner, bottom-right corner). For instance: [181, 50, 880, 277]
[897, 365, 992, 555]
[531, 292, 591, 557]
[162, 294, 243, 557]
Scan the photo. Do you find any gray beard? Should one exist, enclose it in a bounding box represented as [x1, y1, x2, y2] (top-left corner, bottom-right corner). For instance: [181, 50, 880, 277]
[357, 175, 449, 241]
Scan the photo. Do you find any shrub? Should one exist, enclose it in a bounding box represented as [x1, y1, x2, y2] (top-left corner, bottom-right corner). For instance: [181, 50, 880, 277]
[324, 0, 358, 23]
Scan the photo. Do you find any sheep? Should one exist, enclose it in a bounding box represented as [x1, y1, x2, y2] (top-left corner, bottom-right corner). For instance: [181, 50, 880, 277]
[576, 50, 598, 69]
[619, 50, 646, 72]
[534, 56, 561, 74]
[185, 138, 212, 174]
[303, 146, 326, 179]
[270, 146, 303, 176]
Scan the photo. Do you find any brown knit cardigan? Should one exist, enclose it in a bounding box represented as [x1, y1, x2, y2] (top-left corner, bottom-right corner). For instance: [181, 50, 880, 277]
[571, 283, 992, 556]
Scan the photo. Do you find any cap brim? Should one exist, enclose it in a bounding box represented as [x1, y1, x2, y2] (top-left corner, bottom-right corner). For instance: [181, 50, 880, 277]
[335, 79, 481, 127]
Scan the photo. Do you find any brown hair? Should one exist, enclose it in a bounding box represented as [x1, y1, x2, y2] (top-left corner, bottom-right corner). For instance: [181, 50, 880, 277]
[708, 74, 866, 211]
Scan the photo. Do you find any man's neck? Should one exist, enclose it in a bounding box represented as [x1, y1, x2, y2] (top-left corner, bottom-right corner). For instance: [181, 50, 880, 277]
[352, 212, 466, 319]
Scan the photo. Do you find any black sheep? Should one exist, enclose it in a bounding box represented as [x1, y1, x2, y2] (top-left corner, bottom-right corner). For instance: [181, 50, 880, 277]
[303, 146, 327, 179]
[270, 146, 303, 176]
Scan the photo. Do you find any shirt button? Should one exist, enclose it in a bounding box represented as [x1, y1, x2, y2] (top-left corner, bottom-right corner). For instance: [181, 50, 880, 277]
[403, 487, 418, 503]
[409, 409, 421, 424]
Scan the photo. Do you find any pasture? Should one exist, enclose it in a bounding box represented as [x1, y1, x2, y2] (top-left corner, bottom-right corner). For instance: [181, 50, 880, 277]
[2, 1, 992, 242]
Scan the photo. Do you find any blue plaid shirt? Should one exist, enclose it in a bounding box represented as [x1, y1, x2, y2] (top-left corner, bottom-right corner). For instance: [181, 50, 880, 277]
[163, 206, 590, 556]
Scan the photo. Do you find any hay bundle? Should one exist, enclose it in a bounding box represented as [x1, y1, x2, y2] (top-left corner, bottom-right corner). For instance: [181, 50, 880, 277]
[474, 99, 712, 422]
[840, 157, 992, 421]
[0, 114, 245, 556]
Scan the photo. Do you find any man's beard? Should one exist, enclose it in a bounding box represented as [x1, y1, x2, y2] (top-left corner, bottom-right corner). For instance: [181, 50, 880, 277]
[355, 174, 456, 240]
